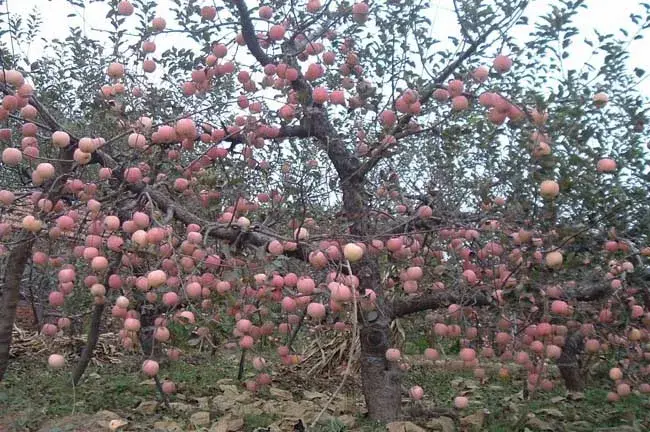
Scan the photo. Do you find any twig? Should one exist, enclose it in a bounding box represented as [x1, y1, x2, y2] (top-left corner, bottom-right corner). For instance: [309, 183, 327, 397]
[311, 260, 358, 428]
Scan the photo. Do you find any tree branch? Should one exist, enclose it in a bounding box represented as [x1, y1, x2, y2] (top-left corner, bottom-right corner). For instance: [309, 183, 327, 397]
[358, 20, 503, 178]
[391, 292, 493, 318]
[233, 1, 272, 66]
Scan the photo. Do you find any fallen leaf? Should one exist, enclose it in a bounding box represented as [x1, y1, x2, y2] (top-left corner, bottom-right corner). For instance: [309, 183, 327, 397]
[567, 392, 584, 401]
[209, 415, 245, 432]
[135, 401, 158, 415]
[269, 387, 293, 400]
[108, 419, 128, 431]
[536, 408, 563, 418]
[190, 411, 211, 427]
[525, 414, 555, 431]
[386, 420, 428, 432]
[302, 390, 326, 400]
[461, 410, 484, 431]
[450, 378, 465, 388]
[191, 397, 210, 410]
[153, 420, 184, 432]
[91, 411, 128, 431]
[425, 417, 455, 432]
[169, 402, 193, 413]
[338, 415, 356, 428]
[550, 396, 566, 404]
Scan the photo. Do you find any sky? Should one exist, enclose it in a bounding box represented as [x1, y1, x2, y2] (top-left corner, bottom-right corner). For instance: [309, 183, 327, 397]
[1, 0, 649, 94]
[0, 0, 647, 210]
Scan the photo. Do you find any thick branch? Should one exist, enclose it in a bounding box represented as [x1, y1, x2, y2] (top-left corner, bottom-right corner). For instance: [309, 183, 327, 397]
[142, 187, 309, 261]
[0, 234, 36, 381]
[72, 253, 122, 385]
[391, 292, 493, 318]
[279, 124, 310, 139]
[234, 1, 272, 66]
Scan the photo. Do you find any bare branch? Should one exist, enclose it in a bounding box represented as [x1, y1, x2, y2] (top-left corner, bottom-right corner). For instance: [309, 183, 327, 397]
[391, 292, 493, 318]
[233, 1, 273, 66]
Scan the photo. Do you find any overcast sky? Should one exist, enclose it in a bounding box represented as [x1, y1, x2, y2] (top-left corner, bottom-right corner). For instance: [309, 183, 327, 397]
[1, 0, 649, 95]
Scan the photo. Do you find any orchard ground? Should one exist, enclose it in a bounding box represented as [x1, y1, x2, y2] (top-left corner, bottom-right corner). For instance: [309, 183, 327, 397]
[1, 326, 649, 432]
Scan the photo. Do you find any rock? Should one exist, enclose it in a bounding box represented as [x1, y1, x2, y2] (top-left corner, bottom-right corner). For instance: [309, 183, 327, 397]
[425, 417, 456, 432]
[386, 421, 428, 432]
[135, 401, 158, 415]
[153, 420, 184, 432]
[210, 414, 245, 432]
[190, 411, 211, 427]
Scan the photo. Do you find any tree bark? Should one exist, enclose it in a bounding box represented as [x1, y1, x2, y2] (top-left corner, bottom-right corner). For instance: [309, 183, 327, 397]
[72, 253, 122, 385]
[72, 301, 105, 385]
[557, 332, 585, 391]
[359, 319, 402, 422]
[0, 234, 36, 381]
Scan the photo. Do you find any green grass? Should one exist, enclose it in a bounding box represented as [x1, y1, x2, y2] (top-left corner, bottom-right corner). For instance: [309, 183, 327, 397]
[405, 363, 650, 431]
[0, 352, 239, 431]
[2, 353, 650, 431]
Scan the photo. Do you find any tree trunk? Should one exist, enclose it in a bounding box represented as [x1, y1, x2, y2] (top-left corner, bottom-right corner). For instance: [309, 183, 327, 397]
[0, 235, 36, 381]
[359, 319, 402, 422]
[557, 332, 585, 391]
[72, 253, 123, 384]
[72, 302, 105, 385]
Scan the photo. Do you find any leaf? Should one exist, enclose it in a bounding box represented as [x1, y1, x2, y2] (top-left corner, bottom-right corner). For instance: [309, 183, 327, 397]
[536, 408, 564, 418]
[525, 414, 555, 431]
[187, 337, 201, 346]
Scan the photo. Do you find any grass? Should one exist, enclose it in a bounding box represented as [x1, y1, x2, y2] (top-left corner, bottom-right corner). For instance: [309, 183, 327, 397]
[405, 363, 650, 431]
[2, 352, 650, 431]
[0, 352, 240, 431]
